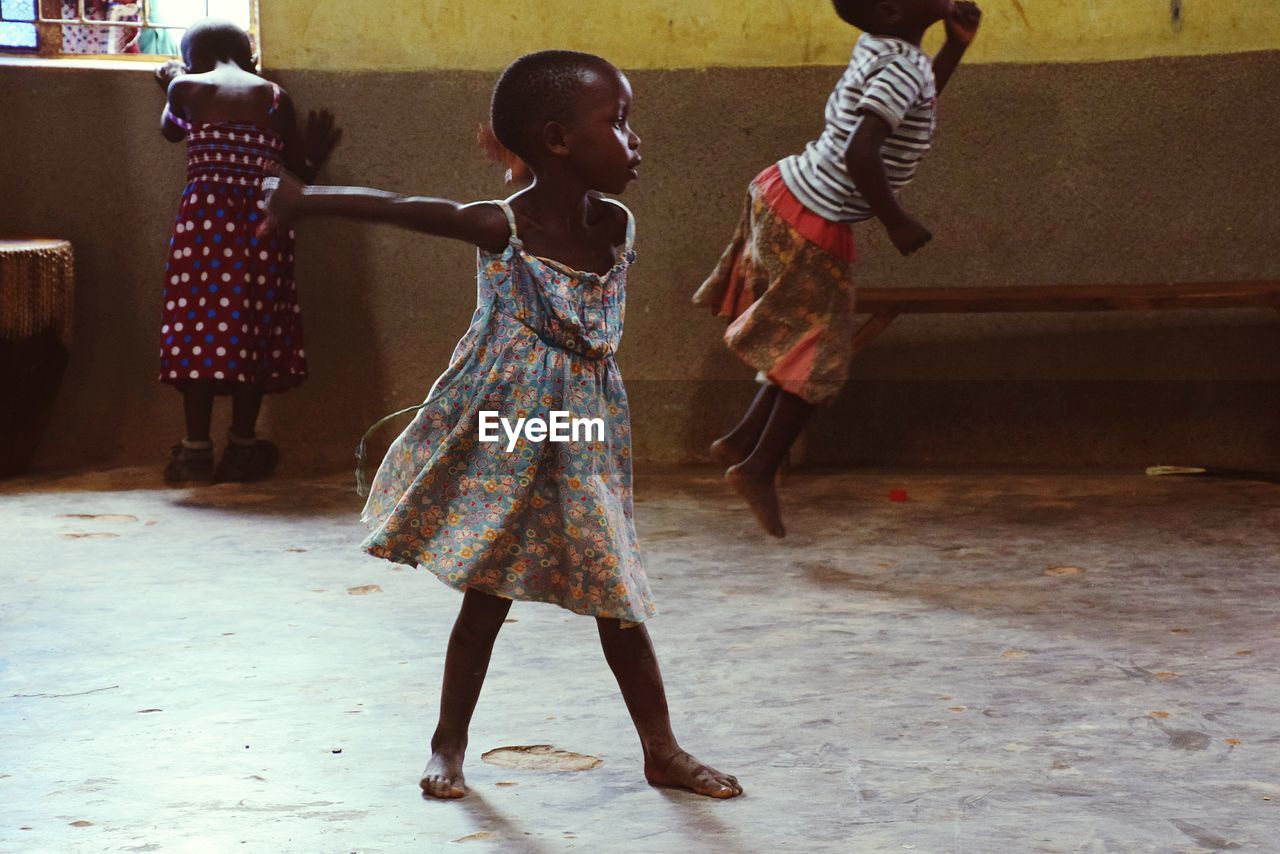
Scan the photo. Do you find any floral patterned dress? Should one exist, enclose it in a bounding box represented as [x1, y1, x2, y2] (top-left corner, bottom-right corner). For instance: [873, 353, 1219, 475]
[361, 198, 656, 625]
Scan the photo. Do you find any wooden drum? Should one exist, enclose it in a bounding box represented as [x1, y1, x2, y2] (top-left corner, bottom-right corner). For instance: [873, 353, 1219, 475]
[0, 238, 75, 477]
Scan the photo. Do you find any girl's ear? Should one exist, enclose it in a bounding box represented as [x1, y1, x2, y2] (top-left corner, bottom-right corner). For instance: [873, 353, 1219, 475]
[543, 121, 571, 157]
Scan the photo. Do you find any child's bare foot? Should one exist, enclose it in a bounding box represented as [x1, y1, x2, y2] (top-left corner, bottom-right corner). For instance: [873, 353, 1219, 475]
[711, 439, 791, 481]
[419, 747, 468, 799]
[709, 436, 750, 466]
[645, 749, 743, 799]
[725, 464, 785, 538]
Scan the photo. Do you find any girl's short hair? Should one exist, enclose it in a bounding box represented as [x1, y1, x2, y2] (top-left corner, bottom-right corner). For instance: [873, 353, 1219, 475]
[181, 18, 254, 71]
[831, 0, 879, 29]
[490, 50, 614, 163]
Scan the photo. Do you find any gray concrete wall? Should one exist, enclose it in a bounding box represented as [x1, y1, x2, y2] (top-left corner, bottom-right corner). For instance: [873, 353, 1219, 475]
[2, 52, 1277, 474]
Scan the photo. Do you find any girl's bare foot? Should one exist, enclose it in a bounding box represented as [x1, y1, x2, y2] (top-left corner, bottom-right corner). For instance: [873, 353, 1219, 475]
[725, 464, 785, 537]
[645, 749, 743, 798]
[420, 747, 468, 799]
[711, 438, 792, 484]
[709, 436, 750, 466]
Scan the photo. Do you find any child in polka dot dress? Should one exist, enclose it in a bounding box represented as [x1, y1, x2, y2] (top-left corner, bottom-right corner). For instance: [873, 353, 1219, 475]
[157, 18, 339, 483]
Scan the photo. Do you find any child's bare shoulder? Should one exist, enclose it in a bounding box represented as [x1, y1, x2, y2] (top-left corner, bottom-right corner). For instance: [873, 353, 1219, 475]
[166, 73, 201, 105]
[460, 200, 511, 229]
[457, 200, 515, 251]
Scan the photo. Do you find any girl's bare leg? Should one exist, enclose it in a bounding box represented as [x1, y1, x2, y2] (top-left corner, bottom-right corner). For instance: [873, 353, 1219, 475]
[181, 380, 216, 443]
[421, 588, 512, 799]
[230, 383, 264, 438]
[710, 382, 779, 466]
[726, 388, 814, 538]
[596, 618, 742, 798]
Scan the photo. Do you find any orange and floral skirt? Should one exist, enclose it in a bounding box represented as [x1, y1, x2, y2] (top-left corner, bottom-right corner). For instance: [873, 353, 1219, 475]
[693, 162, 857, 405]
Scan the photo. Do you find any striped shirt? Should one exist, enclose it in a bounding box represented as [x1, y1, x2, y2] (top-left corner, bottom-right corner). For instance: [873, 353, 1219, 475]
[778, 34, 938, 223]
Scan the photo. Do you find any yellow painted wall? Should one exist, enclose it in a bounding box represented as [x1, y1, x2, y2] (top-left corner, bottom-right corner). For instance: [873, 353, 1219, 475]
[263, 1, 1280, 71]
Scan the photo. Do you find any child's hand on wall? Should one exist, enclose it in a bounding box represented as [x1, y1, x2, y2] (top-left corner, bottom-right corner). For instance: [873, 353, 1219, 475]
[155, 59, 185, 89]
[303, 109, 343, 174]
[945, 0, 983, 46]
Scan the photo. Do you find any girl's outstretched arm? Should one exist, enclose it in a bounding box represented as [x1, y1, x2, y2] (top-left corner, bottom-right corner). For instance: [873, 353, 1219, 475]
[259, 170, 510, 252]
[932, 0, 981, 94]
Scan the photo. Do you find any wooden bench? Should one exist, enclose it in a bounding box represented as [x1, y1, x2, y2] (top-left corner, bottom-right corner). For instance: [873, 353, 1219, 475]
[851, 281, 1280, 356]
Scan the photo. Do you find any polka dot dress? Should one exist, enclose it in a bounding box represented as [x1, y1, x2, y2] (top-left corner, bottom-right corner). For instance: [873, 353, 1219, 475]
[159, 86, 306, 393]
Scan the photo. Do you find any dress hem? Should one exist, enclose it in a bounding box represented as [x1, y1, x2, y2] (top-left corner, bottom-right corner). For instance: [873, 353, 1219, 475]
[160, 372, 307, 395]
[364, 543, 656, 628]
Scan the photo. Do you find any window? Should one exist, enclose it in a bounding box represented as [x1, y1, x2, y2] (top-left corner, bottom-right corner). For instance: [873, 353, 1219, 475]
[0, 0, 257, 59]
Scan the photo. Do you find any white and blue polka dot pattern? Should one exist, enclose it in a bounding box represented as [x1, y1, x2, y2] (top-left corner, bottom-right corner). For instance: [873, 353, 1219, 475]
[159, 120, 305, 392]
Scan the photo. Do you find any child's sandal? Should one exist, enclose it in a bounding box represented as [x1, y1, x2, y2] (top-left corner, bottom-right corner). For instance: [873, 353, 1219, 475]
[215, 436, 280, 483]
[163, 442, 215, 483]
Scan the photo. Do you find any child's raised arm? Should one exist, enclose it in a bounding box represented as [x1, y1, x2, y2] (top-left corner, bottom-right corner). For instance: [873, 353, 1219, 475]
[259, 171, 510, 252]
[933, 0, 982, 93]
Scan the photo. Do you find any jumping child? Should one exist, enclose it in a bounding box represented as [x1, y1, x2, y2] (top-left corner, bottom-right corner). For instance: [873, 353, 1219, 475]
[157, 18, 339, 483]
[694, 0, 982, 536]
[260, 50, 742, 800]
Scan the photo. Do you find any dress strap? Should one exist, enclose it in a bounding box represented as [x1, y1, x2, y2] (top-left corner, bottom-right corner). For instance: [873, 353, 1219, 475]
[488, 197, 629, 252]
[163, 103, 191, 133]
[600, 197, 636, 254]
[267, 82, 283, 116]
[491, 199, 521, 246]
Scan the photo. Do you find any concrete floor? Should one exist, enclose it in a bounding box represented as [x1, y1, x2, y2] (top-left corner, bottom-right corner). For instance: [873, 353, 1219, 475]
[1, 467, 1278, 853]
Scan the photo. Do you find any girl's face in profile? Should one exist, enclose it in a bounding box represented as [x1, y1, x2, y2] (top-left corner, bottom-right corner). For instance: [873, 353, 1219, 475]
[562, 66, 642, 195]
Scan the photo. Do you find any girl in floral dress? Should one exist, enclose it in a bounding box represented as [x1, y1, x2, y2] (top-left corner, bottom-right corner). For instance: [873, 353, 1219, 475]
[262, 50, 742, 801]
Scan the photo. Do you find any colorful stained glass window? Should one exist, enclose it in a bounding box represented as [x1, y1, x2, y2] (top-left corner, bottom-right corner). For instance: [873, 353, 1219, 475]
[0, 0, 255, 57]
